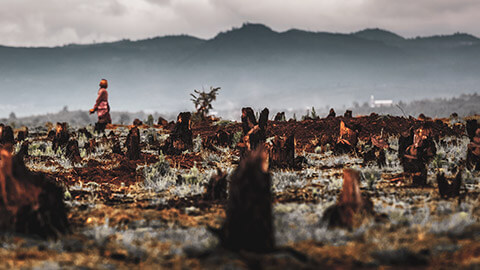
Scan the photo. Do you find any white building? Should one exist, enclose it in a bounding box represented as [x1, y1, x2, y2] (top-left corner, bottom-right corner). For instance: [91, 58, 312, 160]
[370, 95, 393, 108]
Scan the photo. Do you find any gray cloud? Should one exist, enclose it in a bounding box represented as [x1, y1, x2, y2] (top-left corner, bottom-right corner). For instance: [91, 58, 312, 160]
[0, 0, 479, 47]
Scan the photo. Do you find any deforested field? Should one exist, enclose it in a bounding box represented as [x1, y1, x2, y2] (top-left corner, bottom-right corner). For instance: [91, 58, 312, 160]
[1, 111, 480, 269]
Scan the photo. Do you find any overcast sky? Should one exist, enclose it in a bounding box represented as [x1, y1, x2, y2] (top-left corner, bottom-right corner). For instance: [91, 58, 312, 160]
[1, 0, 480, 47]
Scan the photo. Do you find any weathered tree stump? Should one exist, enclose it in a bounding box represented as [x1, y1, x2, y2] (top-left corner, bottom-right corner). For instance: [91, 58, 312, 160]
[133, 118, 143, 126]
[437, 172, 462, 198]
[343, 110, 353, 118]
[334, 121, 358, 154]
[203, 168, 228, 201]
[157, 116, 169, 127]
[125, 126, 141, 160]
[402, 127, 436, 186]
[162, 112, 193, 155]
[66, 139, 82, 164]
[0, 146, 69, 238]
[363, 135, 388, 168]
[466, 120, 478, 140]
[16, 127, 28, 142]
[0, 125, 15, 145]
[274, 112, 286, 121]
[322, 168, 375, 228]
[239, 107, 269, 154]
[327, 108, 336, 118]
[215, 148, 274, 253]
[269, 134, 295, 168]
[467, 128, 480, 170]
[78, 128, 93, 140]
[52, 122, 70, 152]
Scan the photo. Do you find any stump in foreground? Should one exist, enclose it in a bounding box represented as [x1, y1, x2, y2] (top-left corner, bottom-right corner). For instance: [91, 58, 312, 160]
[162, 112, 193, 155]
[215, 147, 274, 253]
[0, 146, 69, 238]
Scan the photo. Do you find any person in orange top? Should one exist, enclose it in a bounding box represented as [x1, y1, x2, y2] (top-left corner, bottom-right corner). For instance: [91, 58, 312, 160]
[90, 79, 112, 132]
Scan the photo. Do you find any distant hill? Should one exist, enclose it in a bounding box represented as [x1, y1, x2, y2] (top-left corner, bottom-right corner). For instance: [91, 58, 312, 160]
[0, 23, 479, 118]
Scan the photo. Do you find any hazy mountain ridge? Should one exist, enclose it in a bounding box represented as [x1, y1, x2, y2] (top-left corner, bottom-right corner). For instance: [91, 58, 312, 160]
[0, 23, 479, 118]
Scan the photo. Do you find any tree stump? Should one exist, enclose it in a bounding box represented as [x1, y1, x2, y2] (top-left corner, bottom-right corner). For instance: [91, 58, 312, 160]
[343, 110, 353, 118]
[269, 134, 295, 168]
[239, 107, 269, 154]
[327, 108, 336, 118]
[274, 112, 286, 121]
[402, 127, 436, 186]
[0, 125, 15, 146]
[125, 126, 141, 160]
[66, 139, 82, 164]
[334, 121, 358, 154]
[16, 127, 28, 142]
[0, 146, 69, 238]
[203, 169, 228, 201]
[215, 148, 274, 253]
[52, 122, 70, 152]
[157, 116, 169, 127]
[437, 172, 462, 198]
[322, 168, 375, 228]
[467, 128, 480, 170]
[133, 118, 143, 126]
[162, 112, 193, 155]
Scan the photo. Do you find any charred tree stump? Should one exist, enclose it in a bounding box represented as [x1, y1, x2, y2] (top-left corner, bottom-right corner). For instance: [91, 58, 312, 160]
[402, 128, 436, 186]
[52, 122, 70, 152]
[78, 128, 93, 140]
[467, 128, 480, 170]
[437, 172, 462, 198]
[327, 108, 336, 118]
[0, 125, 15, 146]
[157, 116, 169, 127]
[133, 118, 143, 126]
[322, 168, 375, 229]
[215, 148, 274, 253]
[162, 112, 193, 155]
[334, 121, 358, 154]
[398, 128, 414, 161]
[466, 120, 478, 140]
[125, 126, 141, 160]
[203, 169, 228, 201]
[16, 127, 28, 142]
[343, 110, 353, 118]
[363, 135, 388, 168]
[66, 139, 82, 164]
[274, 112, 286, 121]
[269, 134, 295, 168]
[0, 146, 69, 238]
[239, 107, 269, 154]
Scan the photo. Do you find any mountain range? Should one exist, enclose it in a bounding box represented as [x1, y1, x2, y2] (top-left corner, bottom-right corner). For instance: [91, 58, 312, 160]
[0, 23, 479, 119]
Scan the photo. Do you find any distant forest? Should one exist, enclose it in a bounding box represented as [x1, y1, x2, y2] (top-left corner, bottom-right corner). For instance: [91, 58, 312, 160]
[2, 93, 478, 128]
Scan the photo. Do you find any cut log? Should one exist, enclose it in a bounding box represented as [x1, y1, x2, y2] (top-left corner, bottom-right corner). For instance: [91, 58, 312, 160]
[215, 147, 274, 252]
[322, 168, 375, 228]
[125, 126, 141, 160]
[0, 146, 69, 238]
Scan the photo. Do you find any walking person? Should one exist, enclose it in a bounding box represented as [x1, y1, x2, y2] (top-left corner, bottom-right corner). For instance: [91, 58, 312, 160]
[89, 79, 112, 133]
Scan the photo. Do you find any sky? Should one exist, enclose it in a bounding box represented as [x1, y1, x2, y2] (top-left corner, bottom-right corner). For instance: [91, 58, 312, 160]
[1, 0, 480, 47]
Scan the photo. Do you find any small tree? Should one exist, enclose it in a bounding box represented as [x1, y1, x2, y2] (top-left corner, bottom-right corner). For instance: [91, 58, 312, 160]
[190, 86, 220, 119]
